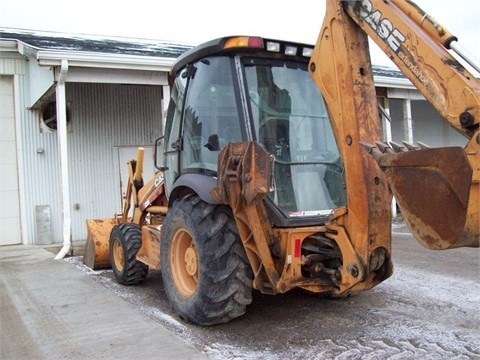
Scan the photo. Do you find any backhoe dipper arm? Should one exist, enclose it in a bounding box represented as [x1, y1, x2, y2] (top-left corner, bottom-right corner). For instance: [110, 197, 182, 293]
[344, 0, 480, 136]
[309, 0, 479, 249]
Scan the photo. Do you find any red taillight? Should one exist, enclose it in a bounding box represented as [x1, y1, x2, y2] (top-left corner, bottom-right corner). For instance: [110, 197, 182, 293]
[294, 238, 301, 258]
[247, 37, 264, 48]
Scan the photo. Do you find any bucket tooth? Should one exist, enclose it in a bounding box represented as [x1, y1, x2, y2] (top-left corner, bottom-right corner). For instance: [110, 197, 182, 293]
[417, 141, 431, 149]
[375, 141, 394, 154]
[389, 141, 406, 153]
[360, 141, 375, 151]
[402, 141, 419, 150]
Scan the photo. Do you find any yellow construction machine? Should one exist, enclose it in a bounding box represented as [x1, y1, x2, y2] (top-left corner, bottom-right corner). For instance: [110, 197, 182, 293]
[84, 0, 479, 325]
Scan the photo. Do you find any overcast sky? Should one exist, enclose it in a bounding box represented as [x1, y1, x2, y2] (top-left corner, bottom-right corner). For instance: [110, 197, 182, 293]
[1, 0, 479, 69]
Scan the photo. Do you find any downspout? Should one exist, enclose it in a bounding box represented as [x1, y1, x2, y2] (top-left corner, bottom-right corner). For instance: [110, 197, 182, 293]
[55, 59, 72, 260]
[402, 99, 414, 144]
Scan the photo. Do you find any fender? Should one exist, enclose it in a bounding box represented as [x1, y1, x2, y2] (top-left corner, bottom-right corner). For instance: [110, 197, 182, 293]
[169, 172, 218, 206]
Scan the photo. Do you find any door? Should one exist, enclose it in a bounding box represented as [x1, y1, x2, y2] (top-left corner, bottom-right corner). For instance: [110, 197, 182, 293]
[0, 75, 21, 245]
[163, 71, 185, 196]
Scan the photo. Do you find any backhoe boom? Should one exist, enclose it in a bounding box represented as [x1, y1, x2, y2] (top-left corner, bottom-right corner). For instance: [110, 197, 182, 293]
[309, 0, 479, 249]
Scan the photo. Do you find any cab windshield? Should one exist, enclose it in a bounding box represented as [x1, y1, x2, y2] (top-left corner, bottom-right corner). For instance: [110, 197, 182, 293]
[243, 58, 346, 217]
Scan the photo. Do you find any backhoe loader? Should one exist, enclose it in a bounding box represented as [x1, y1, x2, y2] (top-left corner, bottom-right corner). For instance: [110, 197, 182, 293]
[84, 0, 479, 325]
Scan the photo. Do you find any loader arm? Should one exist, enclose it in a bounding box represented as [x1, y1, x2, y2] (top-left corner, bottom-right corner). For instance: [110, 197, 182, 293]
[309, 0, 479, 250]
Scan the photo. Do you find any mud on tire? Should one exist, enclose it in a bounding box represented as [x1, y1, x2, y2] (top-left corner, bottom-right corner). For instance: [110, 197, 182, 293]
[161, 194, 253, 325]
[109, 223, 148, 285]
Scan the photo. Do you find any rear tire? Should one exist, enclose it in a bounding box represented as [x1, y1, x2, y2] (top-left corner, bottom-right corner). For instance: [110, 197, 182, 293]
[161, 194, 253, 325]
[109, 223, 148, 285]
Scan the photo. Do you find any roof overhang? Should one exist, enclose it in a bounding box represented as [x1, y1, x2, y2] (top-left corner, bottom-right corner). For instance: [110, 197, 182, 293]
[373, 75, 414, 90]
[0, 39, 20, 53]
[0, 37, 176, 108]
[13, 41, 175, 72]
[36, 50, 175, 72]
[2, 35, 418, 102]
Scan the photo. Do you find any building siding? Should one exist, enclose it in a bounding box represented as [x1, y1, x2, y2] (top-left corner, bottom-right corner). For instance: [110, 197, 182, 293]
[0, 75, 22, 245]
[389, 99, 468, 147]
[20, 82, 163, 243]
[0, 57, 26, 75]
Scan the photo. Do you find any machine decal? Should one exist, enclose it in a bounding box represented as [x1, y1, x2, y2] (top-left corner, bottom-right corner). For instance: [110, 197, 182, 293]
[353, 0, 429, 86]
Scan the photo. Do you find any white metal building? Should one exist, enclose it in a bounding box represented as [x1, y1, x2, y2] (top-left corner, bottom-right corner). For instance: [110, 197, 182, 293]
[0, 29, 467, 247]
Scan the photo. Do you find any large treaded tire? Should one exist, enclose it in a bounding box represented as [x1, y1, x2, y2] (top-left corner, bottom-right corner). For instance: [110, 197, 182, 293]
[161, 194, 253, 325]
[109, 223, 148, 285]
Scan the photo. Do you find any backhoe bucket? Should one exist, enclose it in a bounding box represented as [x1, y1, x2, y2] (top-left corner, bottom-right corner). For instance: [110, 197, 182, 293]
[83, 218, 116, 269]
[364, 143, 478, 249]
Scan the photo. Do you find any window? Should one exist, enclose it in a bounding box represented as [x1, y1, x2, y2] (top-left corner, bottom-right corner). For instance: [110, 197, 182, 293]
[180, 57, 242, 172]
[244, 59, 346, 216]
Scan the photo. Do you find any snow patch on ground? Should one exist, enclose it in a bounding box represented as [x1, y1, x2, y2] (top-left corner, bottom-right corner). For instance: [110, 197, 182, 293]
[64, 256, 188, 333]
[63, 249, 480, 360]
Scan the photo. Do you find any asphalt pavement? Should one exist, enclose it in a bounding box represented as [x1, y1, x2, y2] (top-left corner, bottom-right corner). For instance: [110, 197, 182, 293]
[0, 243, 208, 360]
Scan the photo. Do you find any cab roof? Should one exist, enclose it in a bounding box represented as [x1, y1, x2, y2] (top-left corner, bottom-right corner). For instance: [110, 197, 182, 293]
[170, 36, 315, 76]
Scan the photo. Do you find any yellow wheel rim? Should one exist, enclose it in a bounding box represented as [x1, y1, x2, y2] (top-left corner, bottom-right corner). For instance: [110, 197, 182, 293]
[112, 238, 124, 272]
[171, 229, 198, 297]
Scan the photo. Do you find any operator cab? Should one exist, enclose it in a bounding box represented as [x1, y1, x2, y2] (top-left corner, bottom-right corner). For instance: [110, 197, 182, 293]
[163, 36, 346, 227]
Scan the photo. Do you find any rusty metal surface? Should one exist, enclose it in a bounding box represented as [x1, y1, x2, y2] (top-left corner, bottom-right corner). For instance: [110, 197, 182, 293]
[83, 218, 116, 270]
[365, 143, 478, 249]
[211, 142, 280, 293]
[136, 225, 162, 270]
[309, 0, 394, 298]
[211, 142, 272, 206]
[345, 0, 480, 138]
[211, 142, 391, 296]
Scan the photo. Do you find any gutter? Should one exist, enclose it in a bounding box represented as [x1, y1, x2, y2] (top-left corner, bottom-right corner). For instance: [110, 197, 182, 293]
[2, 37, 175, 71]
[373, 75, 414, 90]
[36, 50, 175, 72]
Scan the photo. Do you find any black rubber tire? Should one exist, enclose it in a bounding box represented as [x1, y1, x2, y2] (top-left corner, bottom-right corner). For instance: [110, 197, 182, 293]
[161, 194, 253, 325]
[109, 223, 148, 285]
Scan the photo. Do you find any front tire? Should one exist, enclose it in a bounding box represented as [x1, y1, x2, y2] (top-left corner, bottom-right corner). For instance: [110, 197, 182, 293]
[161, 194, 253, 325]
[109, 223, 148, 285]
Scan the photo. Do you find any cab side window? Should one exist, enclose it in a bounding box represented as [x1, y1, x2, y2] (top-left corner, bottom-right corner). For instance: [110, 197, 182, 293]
[181, 56, 241, 172]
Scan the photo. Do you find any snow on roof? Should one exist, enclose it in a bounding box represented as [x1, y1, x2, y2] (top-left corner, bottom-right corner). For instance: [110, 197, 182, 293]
[0, 28, 192, 58]
[0, 28, 406, 81]
[372, 64, 405, 79]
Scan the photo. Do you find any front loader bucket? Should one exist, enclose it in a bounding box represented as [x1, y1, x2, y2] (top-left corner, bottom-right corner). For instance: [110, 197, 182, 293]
[83, 218, 116, 270]
[364, 143, 478, 250]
